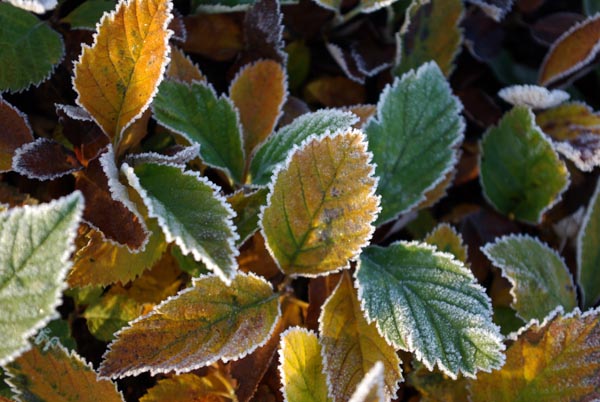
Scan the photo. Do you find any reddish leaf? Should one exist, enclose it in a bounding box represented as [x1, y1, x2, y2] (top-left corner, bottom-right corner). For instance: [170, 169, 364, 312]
[304, 77, 366, 107]
[0, 97, 33, 172]
[12, 138, 83, 180]
[167, 46, 205, 84]
[242, 0, 287, 65]
[56, 104, 109, 166]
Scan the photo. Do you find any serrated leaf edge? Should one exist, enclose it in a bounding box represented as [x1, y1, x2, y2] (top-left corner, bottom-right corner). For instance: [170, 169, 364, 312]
[481, 233, 577, 322]
[577, 176, 600, 306]
[258, 128, 381, 278]
[464, 0, 514, 21]
[55, 103, 93, 121]
[12, 138, 82, 180]
[354, 240, 505, 379]
[99, 272, 280, 379]
[124, 143, 200, 167]
[348, 361, 385, 402]
[122, 161, 239, 284]
[0, 191, 84, 366]
[424, 222, 469, 259]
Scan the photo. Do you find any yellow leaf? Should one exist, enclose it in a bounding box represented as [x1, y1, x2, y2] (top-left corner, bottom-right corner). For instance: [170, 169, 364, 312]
[278, 327, 332, 402]
[5, 341, 123, 402]
[167, 45, 205, 84]
[140, 371, 236, 402]
[73, 0, 173, 140]
[319, 272, 402, 401]
[424, 223, 468, 263]
[229, 60, 287, 159]
[261, 130, 379, 277]
[348, 362, 386, 402]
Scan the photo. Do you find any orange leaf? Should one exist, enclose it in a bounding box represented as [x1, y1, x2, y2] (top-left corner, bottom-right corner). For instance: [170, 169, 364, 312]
[140, 371, 236, 402]
[182, 14, 242, 61]
[167, 45, 205, 84]
[304, 77, 366, 107]
[73, 0, 173, 140]
[229, 60, 287, 159]
[539, 14, 600, 86]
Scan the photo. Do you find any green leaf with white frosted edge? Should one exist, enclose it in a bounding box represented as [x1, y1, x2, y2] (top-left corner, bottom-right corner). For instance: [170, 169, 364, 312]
[0, 192, 83, 365]
[249, 109, 358, 185]
[482, 234, 577, 321]
[123, 162, 239, 284]
[578, 177, 600, 308]
[0, 3, 64, 92]
[480, 105, 569, 223]
[365, 62, 464, 225]
[356, 241, 504, 378]
[152, 80, 245, 184]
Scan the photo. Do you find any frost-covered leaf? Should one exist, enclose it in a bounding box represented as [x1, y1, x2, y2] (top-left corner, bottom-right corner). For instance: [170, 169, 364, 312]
[394, 0, 464, 78]
[0, 98, 33, 172]
[83, 294, 143, 342]
[140, 372, 236, 402]
[73, 0, 173, 140]
[166, 46, 205, 84]
[480, 106, 569, 223]
[249, 109, 358, 185]
[0, 192, 83, 366]
[424, 223, 468, 263]
[124, 162, 239, 284]
[5, 340, 123, 402]
[99, 273, 280, 378]
[12, 138, 83, 180]
[152, 80, 245, 183]
[5, 0, 56, 13]
[319, 272, 402, 401]
[124, 144, 200, 168]
[278, 327, 332, 402]
[356, 241, 505, 378]
[243, 0, 287, 65]
[469, 307, 600, 401]
[227, 187, 269, 246]
[498, 85, 569, 109]
[578, 178, 600, 308]
[407, 363, 468, 402]
[230, 60, 287, 159]
[181, 13, 242, 61]
[0, 3, 64, 92]
[482, 234, 577, 321]
[365, 62, 464, 225]
[260, 130, 379, 277]
[465, 0, 514, 21]
[539, 13, 600, 87]
[348, 362, 385, 402]
[61, 0, 117, 30]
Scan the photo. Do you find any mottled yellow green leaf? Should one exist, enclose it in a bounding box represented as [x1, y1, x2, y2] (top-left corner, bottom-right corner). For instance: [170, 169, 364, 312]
[424, 223, 467, 263]
[469, 307, 600, 401]
[319, 273, 402, 401]
[278, 327, 332, 402]
[83, 294, 143, 341]
[140, 371, 236, 402]
[99, 273, 280, 378]
[260, 130, 380, 277]
[73, 0, 173, 140]
[536, 102, 600, 141]
[408, 363, 468, 402]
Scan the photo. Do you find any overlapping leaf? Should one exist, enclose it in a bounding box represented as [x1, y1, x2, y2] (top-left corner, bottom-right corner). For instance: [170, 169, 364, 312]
[498, 85, 569, 109]
[140, 372, 236, 402]
[242, 0, 287, 65]
[230, 60, 287, 159]
[424, 223, 468, 263]
[83, 294, 144, 341]
[73, 0, 173, 140]
[260, 130, 379, 277]
[152, 80, 245, 183]
[0, 192, 83, 366]
[319, 272, 402, 401]
[0, 98, 33, 172]
[123, 162, 239, 284]
[469, 307, 600, 401]
[61, 0, 117, 30]
[578, 178, 600, 308]
[99, 273, 280, 378]
[12, 138, 83, 180]
[465, 0, 514, 21]
[479, 106, 569, 223]
[365, 62, 464, 224]
[5, 341, 123, 402]
[278, 327, 332, 402]
[166, 46, 205, 83]
[356, 241, 505, 378]
[249, 110, 358, 185]
[539, 13, 600, 86]
[227, 187, 269, 246]
[181, 13, 242, 61]
[0, 3, 64, 92]
[482, 234, 577, 321]
[394, 0, 464, 77]
[348, 362, 385, 402]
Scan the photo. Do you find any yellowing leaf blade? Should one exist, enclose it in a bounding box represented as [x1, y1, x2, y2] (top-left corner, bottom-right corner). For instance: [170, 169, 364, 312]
[424, 223, 468, 263]
[348, 362, 386, 402]
[140, 372, 236, 402]
[319, 272, 402, 401]
[73, 0, 173, 140]
[99, 273, 280, 378]
[260, 130, 380, 277]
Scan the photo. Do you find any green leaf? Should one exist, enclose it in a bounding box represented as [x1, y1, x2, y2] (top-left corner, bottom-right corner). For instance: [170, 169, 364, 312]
[356, 241, 505, 378]
[584, 0, 600, 16]
[393, 0, 464, 77]
[123, 163, 239, 284]
[0, 192, 83, 366]
[578, 178, 600, 308]
[250, 110, 358, 185]
[365, 62, 464, 225]
[278, 327, 332, 402]
[61, 0, 117, 30]
[260, 130, 380, 277]
[227, 187, 269, 246]
[482, 234, 577, 322]
[99, 273, 280, 378]
[152, 80, 245, 184]
[84, 294, 143, 342]
[0, 3, 65, 92]
[479, 106, 569, 223]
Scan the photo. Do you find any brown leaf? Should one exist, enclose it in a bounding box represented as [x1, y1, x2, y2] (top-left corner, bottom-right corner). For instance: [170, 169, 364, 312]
[12, 138, 83, 180]
[304, 76, 366, 107]
[183, 14, 242, 61]
[0, 97, 33, 172]
[167, 46, 205, 84]
[531, 12, 584, 46]
[56, 104, 109, 166]
[242, 0, 287, 65]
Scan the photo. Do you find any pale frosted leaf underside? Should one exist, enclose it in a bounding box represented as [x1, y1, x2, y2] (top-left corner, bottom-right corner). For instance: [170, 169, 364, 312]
[99, 273, 280, 378]
[260, 130, 379, 277]
[356, 241, 505, 379]
[348, 362, 386, 402]
[578, 177, 600, 308]
[0, 192, 83, 366]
